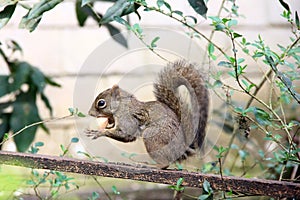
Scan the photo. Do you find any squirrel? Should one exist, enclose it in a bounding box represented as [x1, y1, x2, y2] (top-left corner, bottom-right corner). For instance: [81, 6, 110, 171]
[86, 60, 209, 169]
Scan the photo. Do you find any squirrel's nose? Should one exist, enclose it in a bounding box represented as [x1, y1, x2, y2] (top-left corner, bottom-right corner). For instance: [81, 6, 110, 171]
[88, 108, 97, 117]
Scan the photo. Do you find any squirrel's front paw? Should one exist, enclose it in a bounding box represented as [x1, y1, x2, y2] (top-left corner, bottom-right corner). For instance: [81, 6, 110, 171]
[84, 129, 103, 139]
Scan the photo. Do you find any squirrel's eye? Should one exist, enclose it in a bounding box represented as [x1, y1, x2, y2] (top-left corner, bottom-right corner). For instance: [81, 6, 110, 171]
[97, 99, 106, 109]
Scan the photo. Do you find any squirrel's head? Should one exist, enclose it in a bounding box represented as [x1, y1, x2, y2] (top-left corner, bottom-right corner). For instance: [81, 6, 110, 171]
[88, 85, 133, 129]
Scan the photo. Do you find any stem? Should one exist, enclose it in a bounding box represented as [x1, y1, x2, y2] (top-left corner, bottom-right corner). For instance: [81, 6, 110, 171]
[229, 32, 294, 150]
[0, 114, 73, 146]
[136, 3, 227, 56]
[202, 0, 227, 61]
[245, 69, 273, 109]
[218, 156, 227, 199]
[91, 176, 112, 200]
[132, 31, 169, 62]
[279, 163, 286, 181]
[87, 3, 102, 25]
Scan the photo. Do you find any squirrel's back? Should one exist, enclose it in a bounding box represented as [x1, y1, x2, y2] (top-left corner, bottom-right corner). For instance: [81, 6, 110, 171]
[154, 60, 209, 154]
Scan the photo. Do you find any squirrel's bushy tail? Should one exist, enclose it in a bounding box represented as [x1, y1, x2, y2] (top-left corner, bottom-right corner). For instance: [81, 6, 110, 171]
[154, 60, 209, 152]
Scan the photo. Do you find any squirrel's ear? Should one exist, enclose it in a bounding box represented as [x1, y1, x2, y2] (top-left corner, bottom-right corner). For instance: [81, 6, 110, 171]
[111, 85, 120, 111]
[111, 85, 120, 97]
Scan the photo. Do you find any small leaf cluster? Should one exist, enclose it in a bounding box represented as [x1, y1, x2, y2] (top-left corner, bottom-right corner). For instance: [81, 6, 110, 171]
[214, 145, 229, 159]
[26, 141, 79, 199]
[198, 180, 213, 200]
[279, 0, 299, 33]
[209, 16, 242, 38]
[0, 0, 63, 32]
[0, 40, 60, 152]
[68, 107, 86, 118]
[168, 177, 185, 192]
[27, 170, 78, 199]
[60, 137, 80, 156]
[76, 0, 141, 47]
[88, 191, 100, 200]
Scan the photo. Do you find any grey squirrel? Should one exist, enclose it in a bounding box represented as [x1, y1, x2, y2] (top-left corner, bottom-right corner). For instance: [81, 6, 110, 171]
[86, 60, 209, 169]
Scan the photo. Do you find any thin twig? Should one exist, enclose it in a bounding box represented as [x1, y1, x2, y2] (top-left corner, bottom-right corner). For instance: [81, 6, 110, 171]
[0, 114, 73, 146]
[135, 3, 227, 56]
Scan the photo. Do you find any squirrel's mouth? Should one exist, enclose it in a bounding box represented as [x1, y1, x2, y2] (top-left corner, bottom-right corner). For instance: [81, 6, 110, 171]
[96, 114, 115, 129]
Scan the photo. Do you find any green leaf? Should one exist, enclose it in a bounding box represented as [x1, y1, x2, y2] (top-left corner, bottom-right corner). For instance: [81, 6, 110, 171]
[60, 144, 67, 153]
[34, 141, 44, 147]
[100, 0, 131, 24]
[121, 2, 140, 17]
[71, 137, 79, 143]
[7, 40, 23, 54]
[121, 152, 137, 159]
[227, 19, 237, 27]
[0, 4, 16, 29]
[11, 91, 42, 152]
[185, 15, 198, 24]
[233, 32, 242, 39]
[0, 0, 18, 7]
[208, 42, 216, 60]
[274, 134, 282, 140]
[218, 61, 232, 68]
[163, 1, 171, 12]
[237, 58, 245, 64]
[68, 108, 75, 115]
[252, 51, 264, 58]
[198, 194, 211, 200]
[75, 0, 90, 26]
[215, 23, 225, 31]
[3, 132, 9, 141]
[213, 80, 222, 88]
[202, 180, 213, 194]
[222, 18, 230, 24]
[112, 185, 120, 195]
[172, 10, 183, 16]
[241, 79, 256, 92]
[208, 16, 221, 23]
[113, 16, 130, 29]
[132, 23, 143, 35]
[157, 0, 164, 8]
[295, 11, 299, 30]
[253, 107, 271, 126]
[40, 123, 49, 134]
[208, 42, 214, 55]
[227, 71, 236, 78]
[91, 192, 100, 200]
[41, 92, 53, 116]
[238, 149, 248, 161]
[105, 23, 128, 48]
[0, 113, 10, 142]
[81, 0, 94, 7]
[45, 76, 61, 87]
[188, 0, 207, 18]
[0, 75, 9, 97]
[176, 177, 184, 188]
[19, 0, 63, 32]
[31, 67, 46, 93]
[150, 36, 160, 48]
[9, 62, 31, 92]
[278, 0, 290, 11]
[77, 112, 86, 117]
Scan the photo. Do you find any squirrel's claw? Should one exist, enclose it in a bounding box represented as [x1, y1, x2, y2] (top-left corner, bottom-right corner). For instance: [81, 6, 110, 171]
[84, 129, 103, 139]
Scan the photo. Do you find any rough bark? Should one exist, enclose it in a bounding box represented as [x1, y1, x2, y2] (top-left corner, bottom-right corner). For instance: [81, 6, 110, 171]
[0, 150, 299, 198]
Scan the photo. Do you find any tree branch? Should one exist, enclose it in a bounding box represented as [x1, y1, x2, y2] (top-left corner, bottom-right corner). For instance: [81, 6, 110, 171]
[0, 151, 299, 199]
